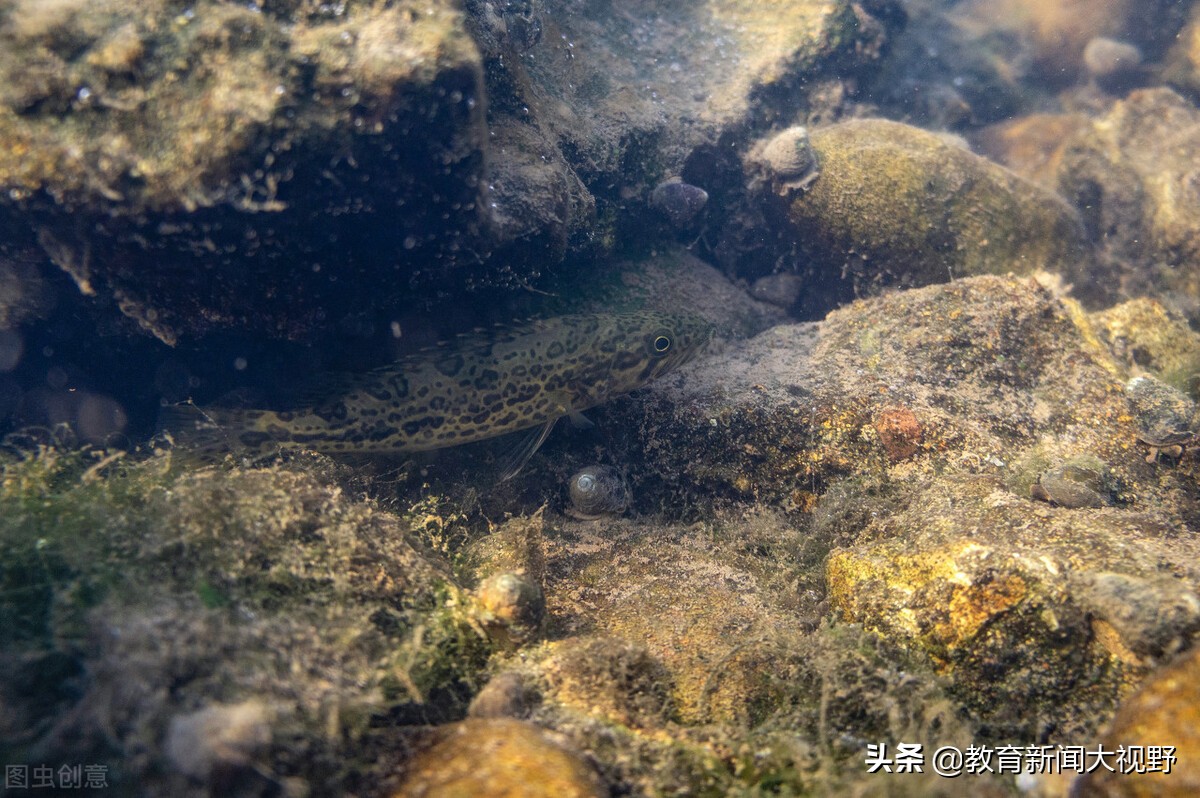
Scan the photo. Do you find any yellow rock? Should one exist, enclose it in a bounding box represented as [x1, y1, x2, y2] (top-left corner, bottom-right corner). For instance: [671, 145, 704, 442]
[396, 718, 606, 798]
[1074, 647, 1200, 796]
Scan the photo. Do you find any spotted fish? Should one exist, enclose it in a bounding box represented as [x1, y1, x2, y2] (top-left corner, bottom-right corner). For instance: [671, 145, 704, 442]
[162, 311, 711, 477]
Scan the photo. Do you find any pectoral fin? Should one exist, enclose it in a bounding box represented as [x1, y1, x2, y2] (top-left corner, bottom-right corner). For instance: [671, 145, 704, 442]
[498, 417, 558, 481]
[567, 411, 594, 430]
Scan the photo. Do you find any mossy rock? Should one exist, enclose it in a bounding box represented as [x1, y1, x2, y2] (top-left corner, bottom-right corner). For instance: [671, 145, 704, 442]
[784, 119, 1090, 297]
[0, 448, 499, 794]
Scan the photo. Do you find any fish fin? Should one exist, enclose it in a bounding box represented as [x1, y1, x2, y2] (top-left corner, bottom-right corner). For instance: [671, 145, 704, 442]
[567, 411, 594, 430]
[497, 417, 558, 482]
[156, 402, 269, 462]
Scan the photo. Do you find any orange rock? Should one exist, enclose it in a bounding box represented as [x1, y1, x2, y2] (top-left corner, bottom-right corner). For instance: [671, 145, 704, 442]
[873, 406, 922, 462]
[1075, 647, 1200, 796]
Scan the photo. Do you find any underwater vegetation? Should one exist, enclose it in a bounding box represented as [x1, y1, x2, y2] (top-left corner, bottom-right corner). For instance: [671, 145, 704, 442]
[3, 0, 1200, 795]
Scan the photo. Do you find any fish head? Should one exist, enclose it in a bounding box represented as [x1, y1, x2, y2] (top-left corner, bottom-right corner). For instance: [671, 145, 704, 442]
[604, 311, 713, 394]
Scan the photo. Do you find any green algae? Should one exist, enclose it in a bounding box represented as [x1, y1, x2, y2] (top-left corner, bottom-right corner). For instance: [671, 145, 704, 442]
[0, 446, 505, 792]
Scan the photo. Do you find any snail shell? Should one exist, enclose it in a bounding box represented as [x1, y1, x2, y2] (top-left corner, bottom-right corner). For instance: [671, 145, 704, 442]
[649, 178, 708, 227]
[1030, 457, 1113, 509]
[747, 125, 819, 194]
[568, 465, 630, 519]
[476, 571, 544, 641]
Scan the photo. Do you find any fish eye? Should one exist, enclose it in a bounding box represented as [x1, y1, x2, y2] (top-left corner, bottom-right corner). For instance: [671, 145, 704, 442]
[653, 334, 672, 353]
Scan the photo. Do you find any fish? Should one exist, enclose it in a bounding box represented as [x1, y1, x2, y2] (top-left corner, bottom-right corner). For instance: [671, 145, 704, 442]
[161, 310, 712, 478]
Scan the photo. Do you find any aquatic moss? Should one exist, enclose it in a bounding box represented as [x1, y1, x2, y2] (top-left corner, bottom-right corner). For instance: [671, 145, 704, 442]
[0, 447, 503, 792]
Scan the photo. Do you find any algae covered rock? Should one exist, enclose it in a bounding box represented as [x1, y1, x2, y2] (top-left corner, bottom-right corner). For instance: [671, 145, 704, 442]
[0, 0, 488, 342]
[1094, 298, 1200, 394]
[826, 478, 1200, 737]
[569, 273, 1200, 744]
[617, 275, 1128, 510]
[1057, 88, 1200, 302]
[0, 0, 905, 344]
[971, 112, 1092, 191]
[1165, 2, 1200, 100]
[396, 717, 607, 798]
[0, 450, 498, 794]
[493, 511, 978, 796]
[769, 119, 1090, 308]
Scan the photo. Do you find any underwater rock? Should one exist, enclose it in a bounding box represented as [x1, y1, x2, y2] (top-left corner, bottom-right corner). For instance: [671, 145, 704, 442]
[567, 465, 630, 519]
[971, 113, 1092, 191]
[522, 528, 980, 794]
[748, 272, 805, 310]
[872, 406, 922, 463]
[1057, 89, 1200, 305]
[1165, 3, 1200, 100]
[0, 0, 488, 343]
[461, 510, 547, 591]
[165, 700, 271, 783]
[542, 636, 677, 728]
[1083, 37, 1142, 82]
[0, 0, 905, 343]
[485, 117, 596, 269]
[478, 0, 901, 278]
[582, 274, 1200, 738]
[824, 477, 1200, 737]
[396, 718, 606, 798]
[535, 515, 819, 728]
[1074, 571, 1200, 662]
[649, 178, 708, 228]
[468, 671, 534, 719]
[619, 275, 1129, 509]
[772, 119, 1090, 302]
[0, 453, 496, 794]
[1076, 645, 1200, 796]
[1094, 298, 1200, 394]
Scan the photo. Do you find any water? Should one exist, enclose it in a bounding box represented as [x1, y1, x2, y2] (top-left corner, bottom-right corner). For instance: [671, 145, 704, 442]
[1, 0, 1199, 794]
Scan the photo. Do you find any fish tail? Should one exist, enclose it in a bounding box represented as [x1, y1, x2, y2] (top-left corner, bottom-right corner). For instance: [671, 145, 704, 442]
[156, 402, 273, 462]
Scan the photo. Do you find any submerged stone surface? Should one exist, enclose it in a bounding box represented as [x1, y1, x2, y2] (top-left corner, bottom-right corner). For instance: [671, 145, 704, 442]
[572, 274, 1200, 742]
[1076, 645, 1200, 797]
[1057, 88, 1200, 305]
[9, 0, 1200, 794]
[0, 0, 488, 343]
[396, 717, 606, 798]
[779, 119, 1090, 302]
[8, 270, 1200, 794]
[0, 0, 902, 343]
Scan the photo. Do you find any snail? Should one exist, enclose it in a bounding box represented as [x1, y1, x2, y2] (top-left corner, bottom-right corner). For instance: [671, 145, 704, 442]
[567, 465, 630, 519]
[649, 178, 708, 227]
